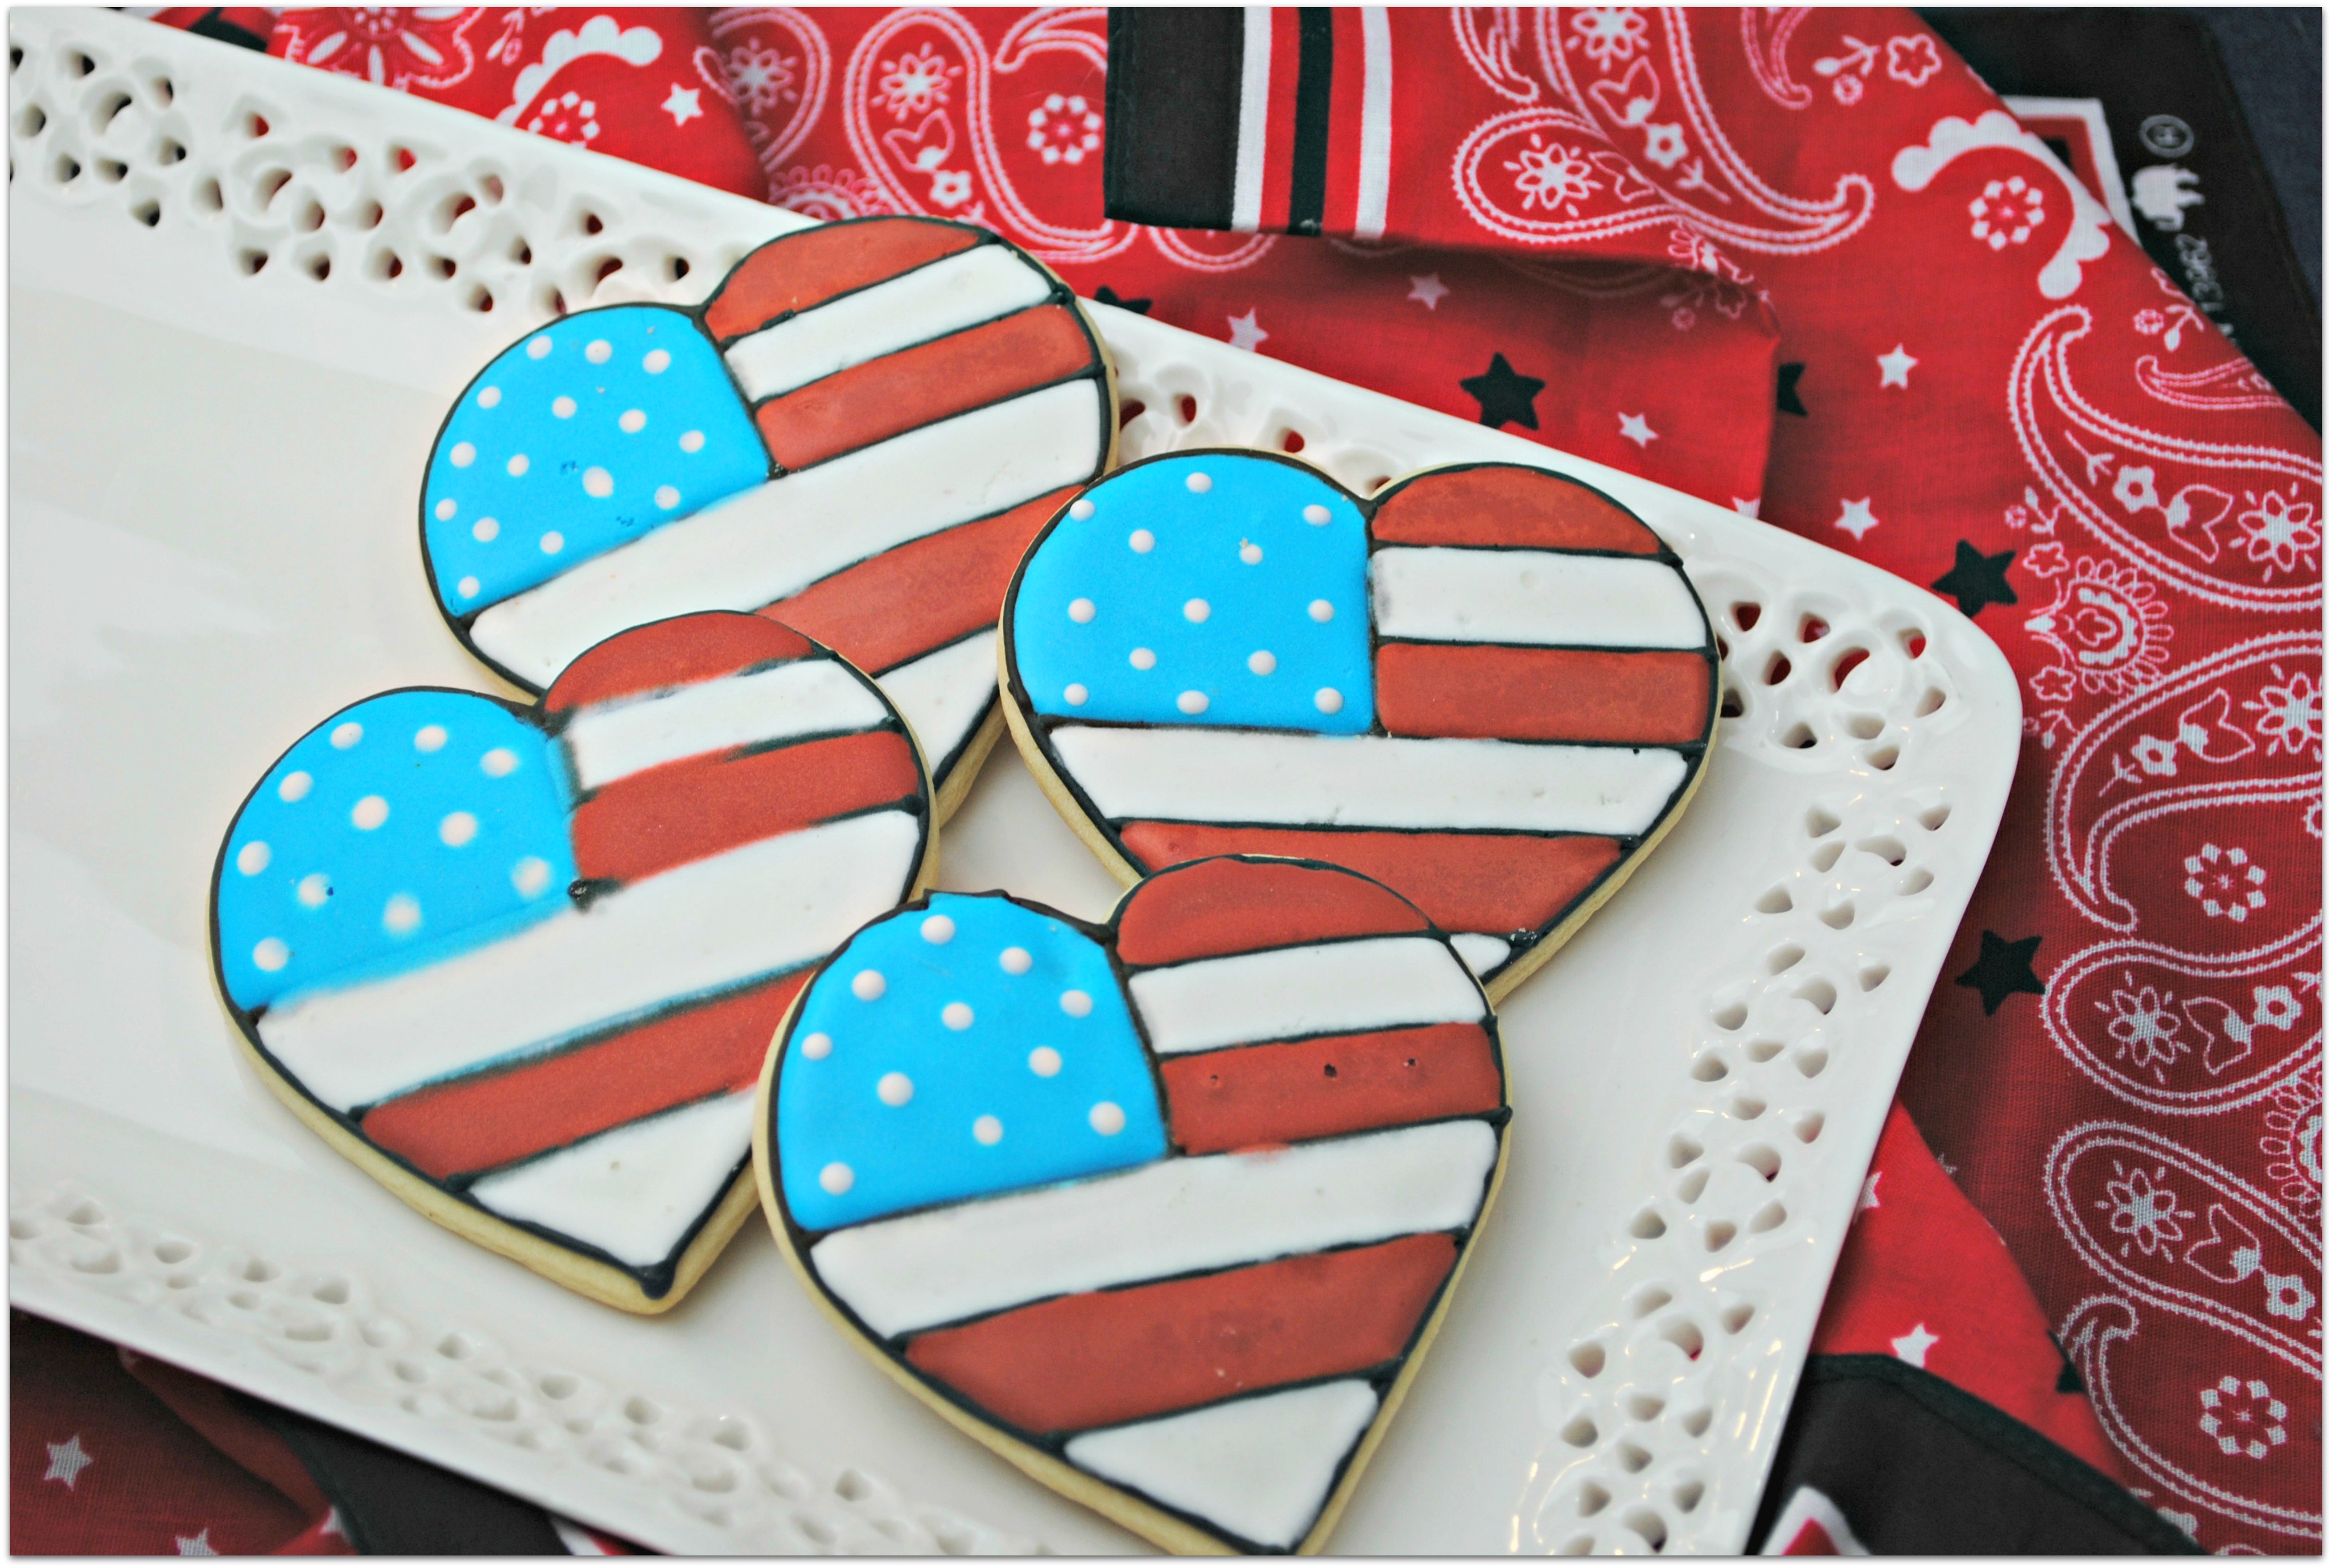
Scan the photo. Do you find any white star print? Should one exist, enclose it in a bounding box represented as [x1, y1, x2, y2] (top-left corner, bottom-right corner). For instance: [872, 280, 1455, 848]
[1732, 497, 1761, 518]
[177, 1527, 218, 1556]
[661, 85, 702, 126]
[1226, 309, 1269, 352]
[1877, 344, 1918, 388]
[1891, 1322, 1939, 1368]
[1858, 1171, 1883, 1212]
[1407, 273, 1450, 309]
[1834, 497, 1879, 540]
[321, 1508, 345, 1539]
[1618, 412, 1658, 447]
[44, 1435, 93, 1488]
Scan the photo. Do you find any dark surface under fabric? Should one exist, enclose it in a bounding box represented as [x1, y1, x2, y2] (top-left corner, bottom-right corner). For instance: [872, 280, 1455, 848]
[1923, 6, 2323, 427]
[242, 1395, 571, 1555]
[1751, 1355, 2209, 1555]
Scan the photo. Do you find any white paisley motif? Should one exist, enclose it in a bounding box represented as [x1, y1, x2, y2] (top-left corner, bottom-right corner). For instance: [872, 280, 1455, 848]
[1738, 8, 1814, 110]
[2046, 633, 2321, 931]
[2062, 1296, 2322, 1544]
[2009, 307, 2322, 611]
[710, 9, 832, 174]
[839, 8, 1135, 265]
[2044, 918, 2324, 1114]
[1451, 108, 1678, 245]
[1451, 7, 1543, 103]
[1891, 112, 2112, 299]
[1539, 9, 1875, 255]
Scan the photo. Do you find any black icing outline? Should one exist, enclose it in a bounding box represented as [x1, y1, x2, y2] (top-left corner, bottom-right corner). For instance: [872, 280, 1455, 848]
[997, 451, 1723, 983]
[762, 855, 1511, 1555]
[416, 214, 1119, 800]
[206, 611, 934, 1302]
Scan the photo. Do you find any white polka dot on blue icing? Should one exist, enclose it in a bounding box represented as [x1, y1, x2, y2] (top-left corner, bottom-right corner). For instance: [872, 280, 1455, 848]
[422, 307, 767, 617]
[1013, 453, 1374, 732]
[214, 690, 575, 1013]
[775, 893, 1164, 1230]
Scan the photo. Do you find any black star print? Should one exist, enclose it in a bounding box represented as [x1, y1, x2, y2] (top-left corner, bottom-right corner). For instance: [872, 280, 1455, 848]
[1460, 353, 1545, 431]
[1956, 930, 2044, 1016]
[1777, 362, 1807, 416]
[1932, 541, 2018, 618]
[1092, 286, 1152, 315]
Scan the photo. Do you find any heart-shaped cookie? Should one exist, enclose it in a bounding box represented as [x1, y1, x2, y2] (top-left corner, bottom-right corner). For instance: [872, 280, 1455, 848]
[999, 453, 1719, 999]
[754, 856, 1509, 1554]
[420, 215, 1116, 813]
[211, 612, 933, 1310]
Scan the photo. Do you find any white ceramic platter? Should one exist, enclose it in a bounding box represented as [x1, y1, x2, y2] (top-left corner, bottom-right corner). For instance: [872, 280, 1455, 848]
[6, 13, 2019, 1555]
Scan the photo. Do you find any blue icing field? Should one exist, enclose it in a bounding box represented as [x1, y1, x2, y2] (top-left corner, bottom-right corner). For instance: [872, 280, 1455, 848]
[777, 893, 1165, 1232]
[216, 691, 578, 1013]
[1013, 453, 1374, 733]
[423, 307, 768, 615]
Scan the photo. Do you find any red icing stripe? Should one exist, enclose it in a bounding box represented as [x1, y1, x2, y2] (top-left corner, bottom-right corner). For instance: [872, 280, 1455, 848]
[360, 971, 807, 1180]
[1116, 824, 1624, 937]
[760, 485, 1080, 675]
[1162, 1023, 1503, 1155]
[754, 305, 1098, 471]
[904, 1233, 1458, 1435]
[1115, 856, 1430, 967]
[1377, 645, 1714, 744]
[703, 219, 983, 343]
[543, 613, 813, 715]
[1370, 465, 1665, 555]
[571, 728, 922, 886]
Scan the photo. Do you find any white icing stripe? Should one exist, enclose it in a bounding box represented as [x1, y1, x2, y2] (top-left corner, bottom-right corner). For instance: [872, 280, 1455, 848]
[1449, 932, 1513, 977]
[1353, 8, 1393, 242]
[721, 247, 1054, 402]
[1048, 726, 1691, 836]
[470, 381, 1104, 689]
[811, 1119, 1497, 1338]
[563, 657, 890, 792]
[467, 1088, 756, 1268]
[1065, 1381, 1380, 1551]
[870, 629, 997, 775]
[1231, 7, 1273, 233]
[1369, 548, 1708, 650]
[260, 811, 923, 1111]
[1129, 936, 1483, 1057]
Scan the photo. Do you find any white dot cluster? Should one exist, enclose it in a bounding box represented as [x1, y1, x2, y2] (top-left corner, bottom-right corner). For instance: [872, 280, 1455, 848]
[1050, 469, 1354, 719]
[805, 916, 1127, 1199]
[237, 723, 558, 978]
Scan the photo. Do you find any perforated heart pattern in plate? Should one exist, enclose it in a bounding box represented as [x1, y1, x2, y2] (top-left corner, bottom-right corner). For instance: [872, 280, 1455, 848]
[210, 613, 933, 1310]
[999, 452, 1721, 997]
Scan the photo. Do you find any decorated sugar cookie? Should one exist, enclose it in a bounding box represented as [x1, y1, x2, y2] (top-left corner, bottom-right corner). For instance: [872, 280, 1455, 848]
[999, 453, 1719, 999]
[420, 215, 1116, 814]
[753, 856, 1509, 1555]
[211, 613, 933, 1311]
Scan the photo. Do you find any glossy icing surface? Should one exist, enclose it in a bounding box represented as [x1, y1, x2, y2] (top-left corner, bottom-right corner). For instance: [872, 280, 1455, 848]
[766, 857, 1506, 1551]
[1047, 725, 1692, 835]
[469, 380, 1105, 690]
[1126, 934, 1488, 1056]
[215, 613, 930, 1298]
[807, 1118, 1497, 1338]
[1014, 454, 1373, 732]
[1064, 1380, 1383, 1552]
[1003, 457, 1717, 987]
[721, 244, 1055, 402]
[424, 307, 767, 613]
[776, 893, 1164, 1233]
[217, 690, 574, 1011]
